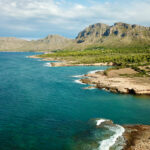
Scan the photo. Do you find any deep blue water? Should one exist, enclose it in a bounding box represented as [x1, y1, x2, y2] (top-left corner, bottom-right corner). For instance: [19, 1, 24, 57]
[0, 52, 150, 150]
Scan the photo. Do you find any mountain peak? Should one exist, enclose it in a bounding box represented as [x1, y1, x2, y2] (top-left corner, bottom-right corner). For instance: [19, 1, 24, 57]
[45, 34, 64, 39]
[114, 22, 129, 26]
[89, 23, 109, 28]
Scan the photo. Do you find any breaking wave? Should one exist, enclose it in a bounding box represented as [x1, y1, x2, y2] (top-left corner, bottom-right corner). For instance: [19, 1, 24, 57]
[71, 118, 125, 150]
[72, 75, 84, 78]
[96, 119, 125, 150]
[74, 79, 86, 85]
[44, 62, 52, 67]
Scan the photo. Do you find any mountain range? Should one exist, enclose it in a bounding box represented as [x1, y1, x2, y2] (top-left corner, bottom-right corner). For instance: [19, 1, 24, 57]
[1, 22, 150, 51]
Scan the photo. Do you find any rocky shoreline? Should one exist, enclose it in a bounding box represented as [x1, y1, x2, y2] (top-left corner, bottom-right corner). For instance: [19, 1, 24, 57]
[29, 55, 150, 95]
[28, 55, 114, 67]
[123, 125, 150, 150]
[80, 68, 150, 95]
[50, 62, 114, 67]
[96, 119, 150, 150]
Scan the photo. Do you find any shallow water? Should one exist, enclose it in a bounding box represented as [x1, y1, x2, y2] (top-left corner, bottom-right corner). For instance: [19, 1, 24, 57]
[0, 52, 150, 150]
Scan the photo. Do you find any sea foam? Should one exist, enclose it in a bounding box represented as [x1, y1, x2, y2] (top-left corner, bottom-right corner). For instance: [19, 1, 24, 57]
[96, 119, 108, 126]
[74, 79, 86, 85]
[86, 87, 96, 90]
[96, 119, 125, 150]
[44, 62, 52, 67]
[72, 75, 84, 78]
[99, 125, 125, 150]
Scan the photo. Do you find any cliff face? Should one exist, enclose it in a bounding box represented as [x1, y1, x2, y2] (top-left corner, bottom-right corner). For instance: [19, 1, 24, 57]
[76, 22, 150, 47]
[76, 23, 109, 43]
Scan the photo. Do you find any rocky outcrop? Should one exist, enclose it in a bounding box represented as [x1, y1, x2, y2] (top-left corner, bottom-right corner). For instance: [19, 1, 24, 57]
[95, 118, 150, 150]
[123, 125, 150, 150]
[81, 68, 150, 95]
[76, 23, 109, 43]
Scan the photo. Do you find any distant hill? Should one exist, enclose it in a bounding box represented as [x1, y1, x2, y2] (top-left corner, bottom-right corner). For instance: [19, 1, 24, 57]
[0, 35, 73, 51]
[0, 22, 150, 51]
[0, 37, 29, 51]
[26, 35, 73, 51]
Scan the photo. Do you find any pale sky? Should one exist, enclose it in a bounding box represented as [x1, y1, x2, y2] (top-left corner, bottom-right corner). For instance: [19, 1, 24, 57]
[0, 0, 150, 39]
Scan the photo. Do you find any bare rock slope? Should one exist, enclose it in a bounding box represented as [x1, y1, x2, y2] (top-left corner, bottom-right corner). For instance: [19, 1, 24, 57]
[76, 22, 150, 47]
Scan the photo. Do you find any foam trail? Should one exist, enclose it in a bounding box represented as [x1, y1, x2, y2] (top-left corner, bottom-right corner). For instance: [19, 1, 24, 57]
[72, 75, 84, 78]
[44, 62, 52, 67]
[86, 87, 96, 90]
[88, 70, 103, 74]
[74, 79, 86, 85]
[37, 59, 42, 61]
[98, 125, 125, 150]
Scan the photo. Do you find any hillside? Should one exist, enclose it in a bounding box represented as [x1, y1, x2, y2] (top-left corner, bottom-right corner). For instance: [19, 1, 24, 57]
[0, 37, 29, 51]
[0, 35, 72, 51]
[75, 22, 150, 48]
[26, 35, 73, 51]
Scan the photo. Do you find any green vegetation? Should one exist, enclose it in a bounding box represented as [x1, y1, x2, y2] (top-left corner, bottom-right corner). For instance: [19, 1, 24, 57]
[38, 46, 150, 77]
[38, 46, 150, 66]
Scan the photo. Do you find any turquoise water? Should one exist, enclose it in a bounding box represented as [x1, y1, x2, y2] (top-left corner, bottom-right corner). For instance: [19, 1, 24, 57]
[0, 52, 150, 150]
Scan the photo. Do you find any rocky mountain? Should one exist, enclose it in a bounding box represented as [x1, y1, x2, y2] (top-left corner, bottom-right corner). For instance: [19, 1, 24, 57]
[75, 22, 150, 48]
[0, 35, 73, 51]
[0, 22, 150, 51]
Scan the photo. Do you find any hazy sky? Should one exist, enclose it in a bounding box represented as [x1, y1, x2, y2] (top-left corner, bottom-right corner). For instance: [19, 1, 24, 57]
[1, 0, 150, 39]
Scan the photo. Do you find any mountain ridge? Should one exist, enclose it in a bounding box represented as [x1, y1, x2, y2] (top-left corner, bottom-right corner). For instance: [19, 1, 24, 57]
[75, 22, 150, 48]
[0, 22, 150, 51]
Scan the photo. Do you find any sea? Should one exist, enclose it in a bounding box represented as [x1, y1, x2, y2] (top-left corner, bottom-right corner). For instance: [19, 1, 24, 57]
[0, 52, 150, 150]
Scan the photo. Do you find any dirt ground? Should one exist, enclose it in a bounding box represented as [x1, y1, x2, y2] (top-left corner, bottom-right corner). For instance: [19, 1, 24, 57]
[106, 68, 138, 77]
